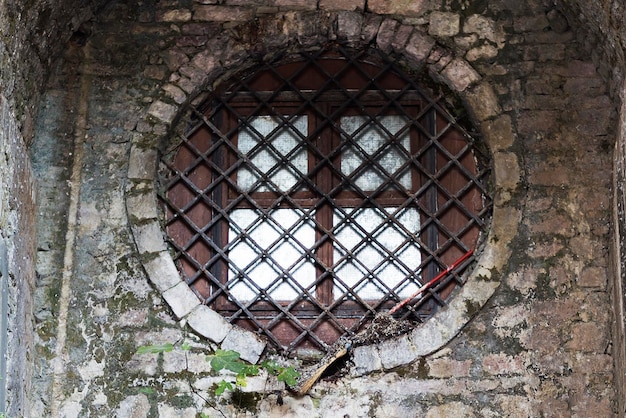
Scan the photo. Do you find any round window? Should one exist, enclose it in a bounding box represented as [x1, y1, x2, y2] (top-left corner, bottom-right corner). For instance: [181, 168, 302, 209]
[159, 47, 492, 354]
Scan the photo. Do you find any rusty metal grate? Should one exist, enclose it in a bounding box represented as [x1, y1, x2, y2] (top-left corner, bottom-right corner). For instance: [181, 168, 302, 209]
[158, 46, 492, 354]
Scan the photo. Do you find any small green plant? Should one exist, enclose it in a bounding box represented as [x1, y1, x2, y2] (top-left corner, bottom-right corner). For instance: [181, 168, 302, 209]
[136, 342, 300, 398]
[206, 349, 300, 394]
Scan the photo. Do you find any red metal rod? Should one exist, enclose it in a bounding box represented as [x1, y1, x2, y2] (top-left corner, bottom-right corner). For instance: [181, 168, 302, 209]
[388, 249, 474, 315]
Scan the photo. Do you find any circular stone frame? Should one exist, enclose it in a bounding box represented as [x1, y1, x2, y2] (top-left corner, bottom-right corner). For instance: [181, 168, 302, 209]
[126, 11, 520, 372]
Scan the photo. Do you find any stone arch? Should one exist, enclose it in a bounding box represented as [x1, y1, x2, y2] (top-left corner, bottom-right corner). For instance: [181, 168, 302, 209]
[126, 11, 519, 370]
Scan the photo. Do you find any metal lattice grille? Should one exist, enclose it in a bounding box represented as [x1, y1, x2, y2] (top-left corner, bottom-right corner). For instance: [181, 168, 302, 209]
[159, 47, 492, 354]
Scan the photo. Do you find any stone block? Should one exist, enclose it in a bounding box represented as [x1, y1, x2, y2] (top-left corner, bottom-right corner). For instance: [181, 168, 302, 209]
[481, 115, 515, 152]
[463, 15, 502, 44]
[392, 24, 414, 51]
[127, 352, 159, 376]
[336, 11, 363, 42]
[148, 100, 177, 124]
[410, 320, 445, 355]
[157, 404, 196, 418]
[429, 12, 460, 37]
[361, 15, 382, 43]
[319, 0, 364, 11]
[127, 146, 157, 180]
[274, 0, 317, 9]
[368, 0, 430, 16]
[156, 9, 192, 22]
[424, 401, 475, 418]
[403, 30, 435, 66]
[193, 6, 253, 21]
[132, 221, 168, 255]
[494, 152, 520, 191]
[440, 58, 481, 92]
[513, 15, 549, 33]
[116, 394, 150, 418]
[464, 82, 501, 121]
[126, 191, 158, 222]
[162, 84, 187, 104]
[378, 334, 418, 369]
[376, 19, 399, 53]
[466, 44, 499, 61]
[221, 327, 266, 364]
[162, 282, 201, 319]
[350, 344, 382, 376]
[187, 305, 232, 343]
[163, 350, 213, 374]
[517, 110, 559, 135]
[143, 251, 182, 292]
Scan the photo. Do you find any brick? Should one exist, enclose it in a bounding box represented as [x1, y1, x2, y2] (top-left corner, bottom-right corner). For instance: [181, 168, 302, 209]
[517, 110, 559, 135]
[482, 353, 526, 375]
[427, 358, 472, 378]
[578, 266, 607, 289]
[513, 15, 549, 32]
[566, 322, 608, 353]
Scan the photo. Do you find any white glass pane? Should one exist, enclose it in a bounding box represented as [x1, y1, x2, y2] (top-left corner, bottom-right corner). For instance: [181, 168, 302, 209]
[340, 115, 411, 191]
[333, 207, 421, 300]
[238, 115, 308, 192]
[227, 208, 315, 301]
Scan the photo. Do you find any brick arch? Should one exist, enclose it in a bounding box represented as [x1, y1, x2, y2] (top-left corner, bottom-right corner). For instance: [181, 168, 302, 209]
[126, 11, 518, 370]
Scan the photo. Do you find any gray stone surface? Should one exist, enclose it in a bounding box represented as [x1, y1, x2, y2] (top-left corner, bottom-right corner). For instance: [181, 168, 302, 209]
[187, 305, 232, 344]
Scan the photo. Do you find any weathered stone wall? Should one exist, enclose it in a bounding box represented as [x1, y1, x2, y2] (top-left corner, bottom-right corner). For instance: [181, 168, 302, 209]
[555, 2, 626, 415]
[0, 0, 104, 416]
[30, 0, 618, 417]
